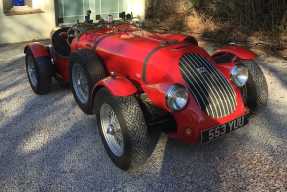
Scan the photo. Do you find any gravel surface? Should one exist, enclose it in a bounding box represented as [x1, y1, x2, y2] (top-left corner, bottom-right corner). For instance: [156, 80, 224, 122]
[0, 42, 286, 192]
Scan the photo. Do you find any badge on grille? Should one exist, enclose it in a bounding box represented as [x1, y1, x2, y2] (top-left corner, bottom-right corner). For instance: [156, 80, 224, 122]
[197, 66, 208, 74]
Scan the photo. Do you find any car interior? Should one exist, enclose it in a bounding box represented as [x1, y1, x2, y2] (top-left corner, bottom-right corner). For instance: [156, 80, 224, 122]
[51, 11, 136, 57]
[51, 27, 71, 57]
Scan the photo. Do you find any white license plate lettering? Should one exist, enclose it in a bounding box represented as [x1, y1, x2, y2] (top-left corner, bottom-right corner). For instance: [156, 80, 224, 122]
[228, 121, 235, 130]
[208, 124, 227, 141]
[202, 116, 248, 143]
[208, 129, 215, 141]
[220, 125, 227, 135]
[230, 116, 245, 131]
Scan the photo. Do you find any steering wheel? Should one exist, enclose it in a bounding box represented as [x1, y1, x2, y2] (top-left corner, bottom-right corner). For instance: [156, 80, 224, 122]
[66, 25, 81, 45]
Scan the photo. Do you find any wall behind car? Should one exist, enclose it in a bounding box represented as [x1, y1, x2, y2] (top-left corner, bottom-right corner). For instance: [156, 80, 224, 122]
[56, 0, 146, 25]
[0, 0, 56, 44]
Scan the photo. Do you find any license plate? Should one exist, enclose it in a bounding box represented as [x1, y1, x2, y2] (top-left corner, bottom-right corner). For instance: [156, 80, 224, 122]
[201, 116, 249, 143]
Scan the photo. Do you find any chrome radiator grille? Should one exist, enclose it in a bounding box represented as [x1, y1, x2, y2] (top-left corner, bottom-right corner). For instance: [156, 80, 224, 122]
[179, 54, 237, 118]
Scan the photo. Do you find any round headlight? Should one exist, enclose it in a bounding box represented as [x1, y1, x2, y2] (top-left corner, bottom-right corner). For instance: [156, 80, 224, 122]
[231, 65, 249, 87]
[166, 85, 189, 111]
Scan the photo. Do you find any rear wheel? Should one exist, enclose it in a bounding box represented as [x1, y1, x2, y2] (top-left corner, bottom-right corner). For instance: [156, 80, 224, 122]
[94, 88, 157, 170]
[72, 64, 90, 104]
[241, 60, 268, 113]
[25, 50, 52, 94]
[70, 50, 106, 114]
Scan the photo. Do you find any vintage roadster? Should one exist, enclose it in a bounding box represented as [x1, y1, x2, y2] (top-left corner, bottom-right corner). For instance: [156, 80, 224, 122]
[25, 12, 268, 170]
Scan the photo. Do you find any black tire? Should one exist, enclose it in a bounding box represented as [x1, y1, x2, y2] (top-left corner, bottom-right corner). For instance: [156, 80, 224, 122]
[94, 88, 157, 170]
[25, 50, 53, 95]
[70, 49, 106, 114]
[240, 60, 268, 113]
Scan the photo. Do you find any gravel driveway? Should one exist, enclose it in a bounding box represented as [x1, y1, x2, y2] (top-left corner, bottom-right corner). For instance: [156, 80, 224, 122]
[0, 42, 286, 192]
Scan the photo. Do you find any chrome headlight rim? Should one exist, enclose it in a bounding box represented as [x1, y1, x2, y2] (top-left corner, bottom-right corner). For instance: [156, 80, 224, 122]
[166, 84, 189, 112]
[231, 65, 249, 87]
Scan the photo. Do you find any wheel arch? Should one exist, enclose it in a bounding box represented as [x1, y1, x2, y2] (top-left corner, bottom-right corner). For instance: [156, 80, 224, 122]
[24, 42, 50, 58]
[69, 49, 108, 80]
[91, 76, 138, 99]
[212, 45, 257, 64]
[25, 43, 54, 77]
[69, 49, 107, 114]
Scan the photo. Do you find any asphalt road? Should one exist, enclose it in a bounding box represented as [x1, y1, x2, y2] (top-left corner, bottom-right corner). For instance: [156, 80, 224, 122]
[0, 42, 286, 192]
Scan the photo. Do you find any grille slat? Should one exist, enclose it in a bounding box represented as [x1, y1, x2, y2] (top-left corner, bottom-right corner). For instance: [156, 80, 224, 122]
[180, 62, 214, 116]
[192, 54, 236, 114]
[190, 55, 233, 115]
[186, 55, 227, 117]
[179, 54, 237, 119]
[183, 56, 223, 117]
[197, 55, 237, 107]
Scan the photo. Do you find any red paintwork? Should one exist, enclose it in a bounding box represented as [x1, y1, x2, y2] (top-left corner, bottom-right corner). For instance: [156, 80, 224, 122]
[50, 49, 70, 80]
[213, 45, 257, 60]
[94, 76, 138, 96]
[26, 23, 254, 144]
[24, 42, 50, 57]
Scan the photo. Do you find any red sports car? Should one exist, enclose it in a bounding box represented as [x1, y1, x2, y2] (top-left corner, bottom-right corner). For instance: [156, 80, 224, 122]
[24, 12, 268, 170]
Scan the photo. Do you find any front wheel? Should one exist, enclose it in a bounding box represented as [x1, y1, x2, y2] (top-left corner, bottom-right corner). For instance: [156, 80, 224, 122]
[94, 88, 158, 170]
[241, 60, 268, 113]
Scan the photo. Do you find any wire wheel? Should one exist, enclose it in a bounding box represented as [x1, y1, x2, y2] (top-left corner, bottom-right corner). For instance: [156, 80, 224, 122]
[72, 64, 89, 104]
[27, 55, 38, 87]
[100, 103, 124, 157]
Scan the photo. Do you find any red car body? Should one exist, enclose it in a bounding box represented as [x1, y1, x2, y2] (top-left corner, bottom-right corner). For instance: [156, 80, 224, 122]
[25, 23, 257, 144]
